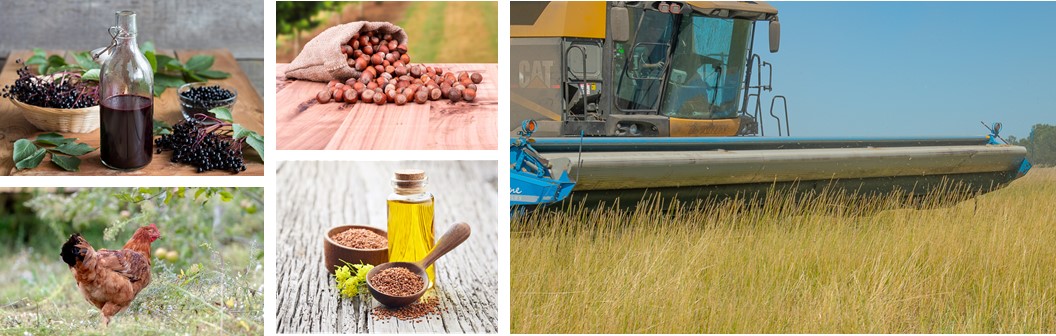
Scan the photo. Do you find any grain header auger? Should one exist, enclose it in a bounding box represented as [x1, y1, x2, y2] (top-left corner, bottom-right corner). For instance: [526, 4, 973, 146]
[509, 1, 1032, 207]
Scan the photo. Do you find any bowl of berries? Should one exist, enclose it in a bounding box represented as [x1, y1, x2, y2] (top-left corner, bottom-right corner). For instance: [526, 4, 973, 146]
[177, 82, 237, 123]
[1, 63, 100, 133]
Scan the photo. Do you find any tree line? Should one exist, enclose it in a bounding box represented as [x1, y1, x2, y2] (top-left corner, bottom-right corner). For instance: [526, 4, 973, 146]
[1007, 124, 1056, 167]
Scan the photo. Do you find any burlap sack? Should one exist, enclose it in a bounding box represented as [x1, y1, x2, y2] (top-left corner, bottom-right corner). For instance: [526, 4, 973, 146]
[284, 21, 408, 82]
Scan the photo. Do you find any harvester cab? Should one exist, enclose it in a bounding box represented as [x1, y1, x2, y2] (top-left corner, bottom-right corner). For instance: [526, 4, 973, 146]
[512, 1, 785, 137]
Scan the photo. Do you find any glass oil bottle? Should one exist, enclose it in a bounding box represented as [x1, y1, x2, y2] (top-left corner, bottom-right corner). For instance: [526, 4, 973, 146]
[387, 169, 436, 287]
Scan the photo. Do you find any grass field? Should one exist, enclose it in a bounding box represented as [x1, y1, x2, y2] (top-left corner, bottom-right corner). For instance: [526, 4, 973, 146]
[511, 168, 1056, 333]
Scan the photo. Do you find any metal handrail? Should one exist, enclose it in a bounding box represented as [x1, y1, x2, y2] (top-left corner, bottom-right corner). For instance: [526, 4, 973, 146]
[769, 95, 789, 136]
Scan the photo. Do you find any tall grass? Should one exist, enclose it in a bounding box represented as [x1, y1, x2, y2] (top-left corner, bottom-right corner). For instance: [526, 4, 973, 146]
[511, 168, 1056, 333]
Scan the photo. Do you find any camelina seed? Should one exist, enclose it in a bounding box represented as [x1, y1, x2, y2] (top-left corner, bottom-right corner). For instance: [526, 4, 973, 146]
[372, 296, 444, 322]
[371, 267, 424, 297]
[331, 228, 387, 249]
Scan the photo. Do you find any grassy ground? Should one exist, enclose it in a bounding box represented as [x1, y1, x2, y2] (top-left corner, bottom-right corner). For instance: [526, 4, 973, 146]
[0, 189, 264, 335]
[512, 168, 1056, 333]
[276, 1, 497, 64]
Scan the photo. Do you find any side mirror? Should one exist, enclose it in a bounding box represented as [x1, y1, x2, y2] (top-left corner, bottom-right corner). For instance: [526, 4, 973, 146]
[769, 19, 781, 53]
[611, 7, 630, 43]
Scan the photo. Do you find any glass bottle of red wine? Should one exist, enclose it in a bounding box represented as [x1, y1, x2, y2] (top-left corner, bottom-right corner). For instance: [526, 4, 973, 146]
[99, 10, 153, 170]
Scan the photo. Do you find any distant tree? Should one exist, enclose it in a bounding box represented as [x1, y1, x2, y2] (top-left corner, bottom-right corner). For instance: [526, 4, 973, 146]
[276, 2, 347, 54]
[1018, 124, 1056, 166]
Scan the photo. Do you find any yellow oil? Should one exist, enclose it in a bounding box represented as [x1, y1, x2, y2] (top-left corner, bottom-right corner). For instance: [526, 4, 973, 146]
[387, 198, 436, 287]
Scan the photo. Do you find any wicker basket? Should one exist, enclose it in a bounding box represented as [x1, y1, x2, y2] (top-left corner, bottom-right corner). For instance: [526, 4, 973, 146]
[9, 98, 100, 133]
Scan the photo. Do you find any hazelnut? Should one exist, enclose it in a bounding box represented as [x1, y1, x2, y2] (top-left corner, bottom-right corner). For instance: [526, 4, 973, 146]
[448, 88, 462, 103]
[373, 93, 386, 105]
[395, 94, 407, 105]
[363, 44, 374, 55]
[371, 53, 384, 66]
[471, 72, 483, 84]
[344, 89, 358, 103]
[463, 88, 476, 101]
[429, 88, 442, 100]
[316, 90, 331, 104]
[415, 90, 429, 104]
[361, 90, 375, 101]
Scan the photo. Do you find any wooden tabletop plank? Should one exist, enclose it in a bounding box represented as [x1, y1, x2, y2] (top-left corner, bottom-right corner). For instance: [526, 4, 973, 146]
[276, 161, 498, 333]
[1, 49, 264, 176]
[276, 63, 497, 150]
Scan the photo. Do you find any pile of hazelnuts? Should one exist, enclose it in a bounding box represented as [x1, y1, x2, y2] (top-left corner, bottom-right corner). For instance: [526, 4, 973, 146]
[315, 28, 484, 106]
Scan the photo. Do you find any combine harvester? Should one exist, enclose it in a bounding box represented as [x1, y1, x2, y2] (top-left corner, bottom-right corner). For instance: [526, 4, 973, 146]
[509, 1, 1031, 206]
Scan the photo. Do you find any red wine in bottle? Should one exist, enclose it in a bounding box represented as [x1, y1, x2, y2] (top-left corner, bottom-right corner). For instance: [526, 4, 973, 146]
[100, 94, 153, 170]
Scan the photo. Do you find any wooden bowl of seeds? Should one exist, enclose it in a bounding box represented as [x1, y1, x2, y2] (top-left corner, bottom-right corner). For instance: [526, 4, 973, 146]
[323, 225, 389, 274]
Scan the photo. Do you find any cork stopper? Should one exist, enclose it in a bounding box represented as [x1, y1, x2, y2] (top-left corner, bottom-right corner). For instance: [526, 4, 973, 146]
[393, 169, 427, 195]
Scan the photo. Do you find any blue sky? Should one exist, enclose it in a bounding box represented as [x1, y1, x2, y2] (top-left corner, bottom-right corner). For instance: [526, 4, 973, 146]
[749, 1, 1056, 138]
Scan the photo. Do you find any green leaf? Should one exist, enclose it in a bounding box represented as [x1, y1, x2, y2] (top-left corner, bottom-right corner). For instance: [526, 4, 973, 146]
[141, 41, 155, 53]
[196, 70, 230, 79]
[15, 148, 46, 170]
[218, 191, 234, 202]
[155, 73, 185, 88]
[24, 54, 46, 66]
[42, 55, 68, 75]
[210, 107, 233, 122]
[153, 119, 172, 135]
[155, 55, 183, 72]
[34, 133, 74, 146]
[245, 133, 265, 161]
[194, 188, 207, 200]
[145, 50, 157, 73]
[13, 139, 39, 163]
[232, 124, 253, 139]
[52, 142, 96, 156]
[71, 51, 100, 70]
[50, 154, 81, 172]
[184, 55, 214, 72]
[183, 71, 204, 83]
[82, 69, 100, 82]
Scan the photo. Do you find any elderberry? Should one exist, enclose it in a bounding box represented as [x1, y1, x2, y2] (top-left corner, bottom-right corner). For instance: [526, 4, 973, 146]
[0, 59, 98, 109]
[154, 117, 247, 174]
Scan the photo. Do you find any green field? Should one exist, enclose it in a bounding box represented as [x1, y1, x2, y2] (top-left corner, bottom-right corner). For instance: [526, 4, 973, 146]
[0, 188, 264, 335]
[512, 168, 1056, 333]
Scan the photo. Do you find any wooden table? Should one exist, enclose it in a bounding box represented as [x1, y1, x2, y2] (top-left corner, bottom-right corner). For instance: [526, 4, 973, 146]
[276, 161, 498, 333]
[0, 49, 264, 176]
[276, 63, 497, 150]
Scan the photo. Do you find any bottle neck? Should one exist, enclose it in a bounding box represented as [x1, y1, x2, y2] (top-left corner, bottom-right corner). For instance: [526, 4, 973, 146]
[115, 10, 138, 38]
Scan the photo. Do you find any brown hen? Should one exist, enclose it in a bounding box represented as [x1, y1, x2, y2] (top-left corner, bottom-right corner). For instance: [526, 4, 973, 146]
[60, 224, 161, 327]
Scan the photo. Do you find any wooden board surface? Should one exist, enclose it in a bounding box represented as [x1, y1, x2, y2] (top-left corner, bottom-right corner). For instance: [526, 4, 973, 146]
[276, 63, 497, 150]
[0, 49, 264, 176]
[276, 161, 498, 333]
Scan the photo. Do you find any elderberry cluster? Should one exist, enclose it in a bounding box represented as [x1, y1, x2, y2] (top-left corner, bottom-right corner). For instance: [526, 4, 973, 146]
[179, 85, 234, 107]
[155, 118, 247, 173]
[0, 60, 98, 109]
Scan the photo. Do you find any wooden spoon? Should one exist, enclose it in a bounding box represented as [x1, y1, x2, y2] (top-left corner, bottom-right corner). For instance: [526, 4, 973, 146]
[366, 222, 471, 307]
